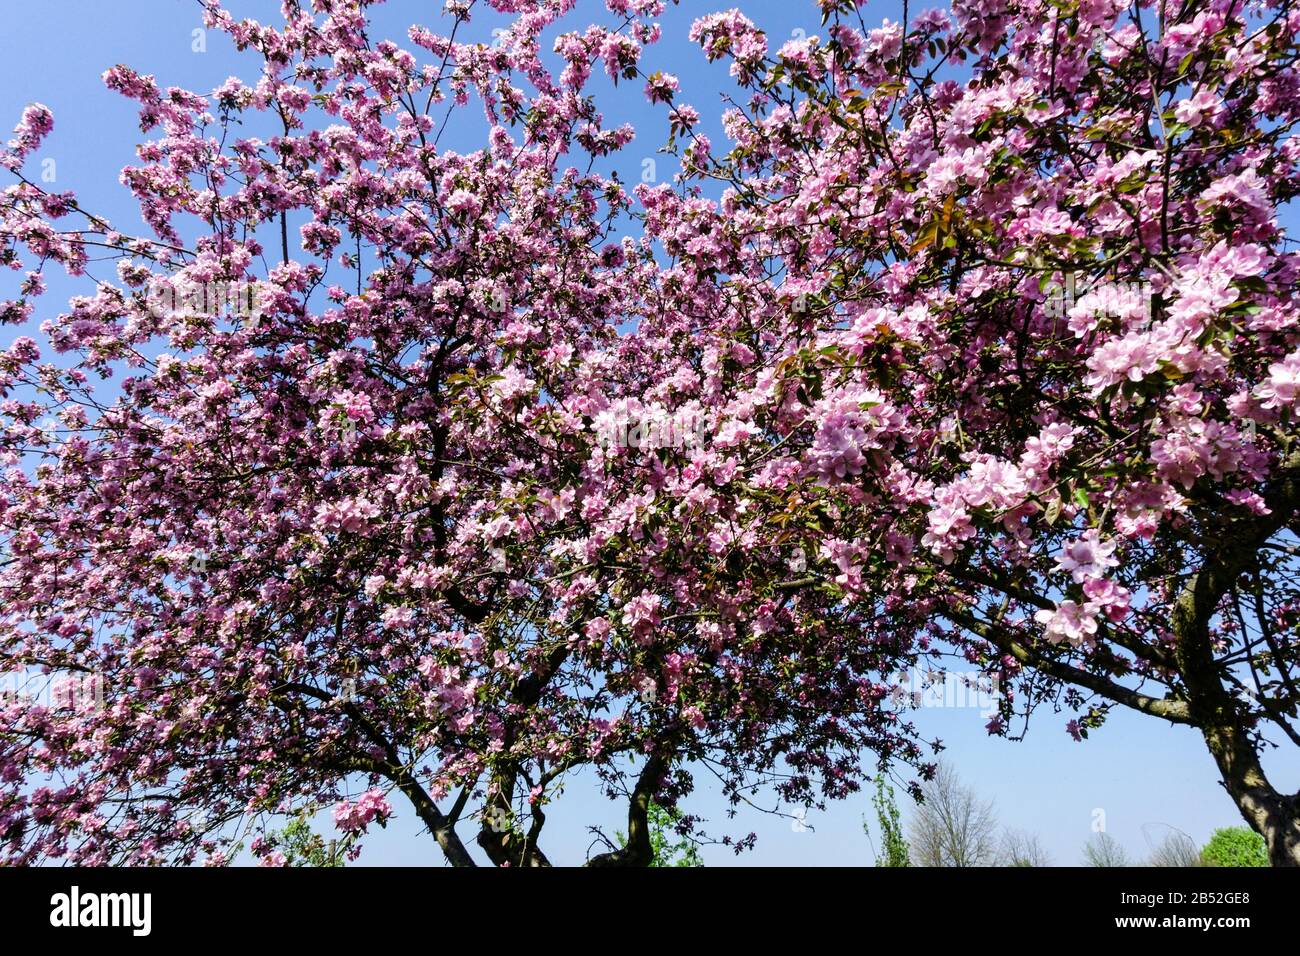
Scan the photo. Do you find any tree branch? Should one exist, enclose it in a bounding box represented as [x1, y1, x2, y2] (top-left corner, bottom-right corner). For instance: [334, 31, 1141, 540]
[943, 609, 1193, 723]
[586, 752, 668, 867]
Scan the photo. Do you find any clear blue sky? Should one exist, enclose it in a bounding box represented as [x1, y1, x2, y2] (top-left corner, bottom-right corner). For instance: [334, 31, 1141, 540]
[2, 0, 1291, 866]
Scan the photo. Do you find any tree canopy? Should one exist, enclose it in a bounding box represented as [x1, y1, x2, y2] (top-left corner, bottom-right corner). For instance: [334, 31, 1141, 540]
[2, 0, 1299, 865]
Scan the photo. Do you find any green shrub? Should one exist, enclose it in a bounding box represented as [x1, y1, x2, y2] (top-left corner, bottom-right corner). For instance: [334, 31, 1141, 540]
[1200, 827, 1268, 867]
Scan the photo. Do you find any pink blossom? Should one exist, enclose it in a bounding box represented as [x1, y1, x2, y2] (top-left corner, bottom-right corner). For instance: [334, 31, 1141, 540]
[1053, 530, 1118, 583]
[1034, 601, 1101, 647]
[1173, 89, 1222, 127]
[1256, 352, 1300, 411]
[332, 788, 394, 835]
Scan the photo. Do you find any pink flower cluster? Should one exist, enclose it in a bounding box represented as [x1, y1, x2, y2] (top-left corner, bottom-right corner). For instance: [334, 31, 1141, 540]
[1, 104, 53, 170]
[332, 789, 393, 835]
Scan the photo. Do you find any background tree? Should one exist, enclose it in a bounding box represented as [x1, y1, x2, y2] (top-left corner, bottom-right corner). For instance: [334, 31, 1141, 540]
[1201, 826, 1269, 867]
[1145, 828, 1202, 867]
[998, 828, 1052, 867]
[263, 811, 351, 868]
[907, 764, 999, 867]
[864, 774, 911, 867]
[1083, 832, 1131, 867]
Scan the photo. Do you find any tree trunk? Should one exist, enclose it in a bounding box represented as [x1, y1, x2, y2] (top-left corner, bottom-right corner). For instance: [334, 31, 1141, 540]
[1167, 471, 1300, 868]
[1201, 722, 1300, 866]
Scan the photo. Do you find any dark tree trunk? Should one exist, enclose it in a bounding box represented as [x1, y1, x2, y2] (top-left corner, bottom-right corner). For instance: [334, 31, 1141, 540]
[1201, 722, 1300, 866]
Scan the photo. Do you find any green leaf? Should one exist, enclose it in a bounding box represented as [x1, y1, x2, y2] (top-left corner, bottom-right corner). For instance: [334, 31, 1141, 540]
[1044, 497, 1062, 526]
[909, 220, 940, 254]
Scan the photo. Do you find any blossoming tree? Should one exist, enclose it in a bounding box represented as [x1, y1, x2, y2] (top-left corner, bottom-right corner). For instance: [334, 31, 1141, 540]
[2, 0, 1299, 865]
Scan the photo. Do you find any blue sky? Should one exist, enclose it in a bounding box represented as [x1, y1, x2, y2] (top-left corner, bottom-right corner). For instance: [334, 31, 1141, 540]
[1, 0, 1290, 866]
